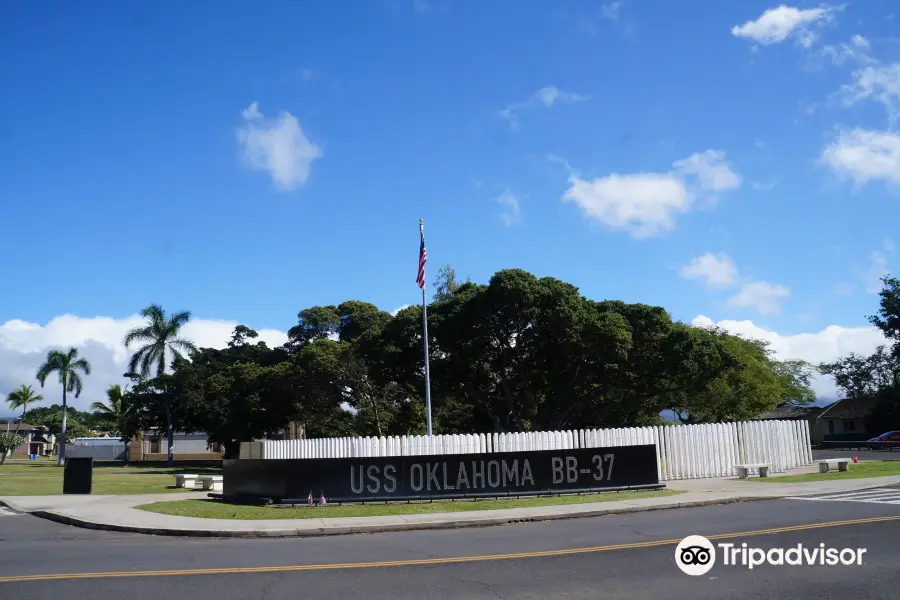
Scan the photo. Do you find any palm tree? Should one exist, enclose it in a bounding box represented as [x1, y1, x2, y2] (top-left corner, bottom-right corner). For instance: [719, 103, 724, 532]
[91, 384, 135, 461]
[90, 384, 131, 435]
[6, 384, 44, 433]
[35, 348, 92, 465]
[124, 304, 197, 465]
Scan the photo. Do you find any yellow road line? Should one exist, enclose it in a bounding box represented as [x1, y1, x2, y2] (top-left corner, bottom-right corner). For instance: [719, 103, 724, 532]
[2, 515, 898, 584]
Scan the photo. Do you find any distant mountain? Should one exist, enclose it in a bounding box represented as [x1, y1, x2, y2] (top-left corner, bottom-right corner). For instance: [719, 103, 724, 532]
[658, 399, 843, 425]
[812, 396, 841, 407]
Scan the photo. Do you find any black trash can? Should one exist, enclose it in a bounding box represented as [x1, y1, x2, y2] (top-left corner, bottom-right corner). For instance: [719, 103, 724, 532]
[63, 457, 93, 494]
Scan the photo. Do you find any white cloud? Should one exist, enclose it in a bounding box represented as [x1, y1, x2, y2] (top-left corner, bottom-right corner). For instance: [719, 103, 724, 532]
[672, 150, 743, 192]
[692, 315, 889, 397]
[499, 86, 588, 130]
[563, 172, 688, 238]
[680, 253, 738, 287]
[300, 69, 315, 82]
[821, 34, 875, 66]
[833, 282, 856, 296]
[0, 315, 288, 413]
[545, 153, 575, 172]
[731, 5, 836, 47]
[495, 190, 522, 226]
[835, 242, 894, 296]
[726, 281, 791, 316]
[864, 251, 890, 293]
[577, 1, 635, 36]
[236, 101, 323, 191]
[821, 128, 900, 186]
[681, 251, 791, 316]
[599, 1, 622, 21]
[390, 305, 411, 316]
[838, 63, 900, 123]
[561, 149, 740, 238]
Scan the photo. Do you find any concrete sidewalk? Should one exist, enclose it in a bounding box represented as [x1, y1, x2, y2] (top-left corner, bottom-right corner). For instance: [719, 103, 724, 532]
[4, 470, 900, 538]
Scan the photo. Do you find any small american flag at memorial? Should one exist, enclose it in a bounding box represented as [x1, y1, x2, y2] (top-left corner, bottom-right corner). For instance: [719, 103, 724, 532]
[416, 224, 427, 290]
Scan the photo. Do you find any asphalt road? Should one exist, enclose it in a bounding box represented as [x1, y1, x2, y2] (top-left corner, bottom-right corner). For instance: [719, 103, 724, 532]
[2, 495, 900, 599]
[812, 449, 900, 461]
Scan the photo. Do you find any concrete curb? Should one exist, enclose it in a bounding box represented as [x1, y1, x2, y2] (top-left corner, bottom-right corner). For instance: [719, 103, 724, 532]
[0, 499, 26, 513]
[10, 496, 773, 538]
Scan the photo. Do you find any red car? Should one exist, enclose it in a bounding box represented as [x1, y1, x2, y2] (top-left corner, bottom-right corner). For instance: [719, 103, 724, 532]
[868, 431, 900, 443]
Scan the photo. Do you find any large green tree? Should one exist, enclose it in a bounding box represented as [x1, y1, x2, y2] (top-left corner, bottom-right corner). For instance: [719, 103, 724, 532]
[432, 264, 470, 302]
[139, 268, 822, 445]
[370, 269, 774, 432]
[119, 375, 177, 449]
[176, 359, 300, 458]
[35, 347, 92, 464]
[772, 358, 817, 407]
[166, 328, 301, 458]
[817, 276, 900, 433]
[283, 302, 415, 435]
[294, 337, 421, 437]
[421, 272, 635, 431]
[36, 412, 94, 450]
[124, 304, 198, 465]
[819, 345, 897, 399]
[587, 302, 737, 426]
[23, 404, 108, 431]
[870, 276, 900, 353]
[864, 276, 900, 429]
[6, 384, 44, 433]
[671, 333, 814, 424]
[286, 301, 392, 348]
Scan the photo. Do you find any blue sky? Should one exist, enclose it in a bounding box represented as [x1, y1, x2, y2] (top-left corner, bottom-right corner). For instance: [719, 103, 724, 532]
[1, 1, 899, 407]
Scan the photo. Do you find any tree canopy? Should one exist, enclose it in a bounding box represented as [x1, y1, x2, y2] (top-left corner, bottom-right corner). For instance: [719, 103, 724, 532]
[120, 268, 815, 458]
[819, 275, 900, 431]
[22, 404, 112, 432]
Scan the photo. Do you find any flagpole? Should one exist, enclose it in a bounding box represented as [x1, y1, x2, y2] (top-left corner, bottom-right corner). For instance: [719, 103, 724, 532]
[420, 219, 434, 436]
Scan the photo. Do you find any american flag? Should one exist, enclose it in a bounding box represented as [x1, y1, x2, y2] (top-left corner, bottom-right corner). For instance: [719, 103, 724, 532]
[416, 224, 427, 290]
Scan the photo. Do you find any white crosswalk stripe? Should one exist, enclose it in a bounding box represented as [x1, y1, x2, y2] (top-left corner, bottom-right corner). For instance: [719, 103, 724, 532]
[0, 507, 19, 516]
[787, 487, 900, 505]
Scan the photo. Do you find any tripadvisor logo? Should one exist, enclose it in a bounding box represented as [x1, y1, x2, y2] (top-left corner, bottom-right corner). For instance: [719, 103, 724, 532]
[675, 535, 867, 575]
[676, 535, 716, 576]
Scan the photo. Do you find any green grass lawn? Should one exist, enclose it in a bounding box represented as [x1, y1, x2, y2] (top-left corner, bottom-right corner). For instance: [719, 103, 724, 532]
[748, 460, 900, 483]
[135, 488, 682, 520]
[0, 461, 220, 496]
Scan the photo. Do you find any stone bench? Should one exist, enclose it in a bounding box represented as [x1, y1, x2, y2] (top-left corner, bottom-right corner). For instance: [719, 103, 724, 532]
[173, 474, 199, 489]
[199, 475, 223, 492]
[735, 463, 770, 479]
[816, 458, 852, 473]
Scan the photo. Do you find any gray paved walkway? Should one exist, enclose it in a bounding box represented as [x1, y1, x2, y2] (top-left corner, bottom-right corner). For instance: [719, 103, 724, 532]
[4, 464, 900, 537]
